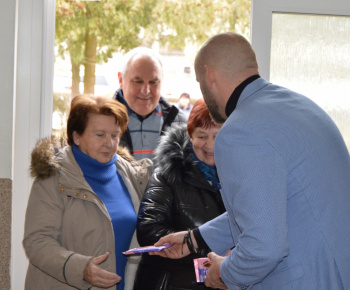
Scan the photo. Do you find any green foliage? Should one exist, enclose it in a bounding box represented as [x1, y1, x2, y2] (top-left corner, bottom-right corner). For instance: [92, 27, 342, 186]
[53, 0, 251, 118]
[55, 0, 155, 65]
[55, 0, 251, 66]
[143, 0, 251, 50]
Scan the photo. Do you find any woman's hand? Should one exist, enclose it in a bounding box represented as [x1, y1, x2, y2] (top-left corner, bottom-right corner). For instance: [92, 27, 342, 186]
[83, 252, 121, 288]
[150, 231, 190, 259]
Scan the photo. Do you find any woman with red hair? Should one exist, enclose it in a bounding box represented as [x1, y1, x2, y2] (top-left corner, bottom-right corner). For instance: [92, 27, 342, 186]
[134, 99, 225, 289]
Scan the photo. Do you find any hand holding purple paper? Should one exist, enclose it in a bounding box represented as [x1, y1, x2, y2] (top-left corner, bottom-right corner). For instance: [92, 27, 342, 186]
[123, 244, 173, 255]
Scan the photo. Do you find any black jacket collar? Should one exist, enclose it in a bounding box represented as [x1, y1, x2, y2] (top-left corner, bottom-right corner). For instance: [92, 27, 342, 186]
[225, 75, 260, 117]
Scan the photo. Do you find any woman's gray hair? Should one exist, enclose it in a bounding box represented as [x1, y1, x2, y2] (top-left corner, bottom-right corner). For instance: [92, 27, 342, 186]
[120, 47, 164, 78]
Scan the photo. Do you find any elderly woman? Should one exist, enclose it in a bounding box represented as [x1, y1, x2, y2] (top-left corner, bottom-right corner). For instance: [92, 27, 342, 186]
[23, 95, 152, 290]
[134, 99, 226, 289]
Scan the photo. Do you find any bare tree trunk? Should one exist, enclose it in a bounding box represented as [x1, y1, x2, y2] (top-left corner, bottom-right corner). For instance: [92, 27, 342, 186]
[83, 30, 97, 95]
[70, 55, 80, 98]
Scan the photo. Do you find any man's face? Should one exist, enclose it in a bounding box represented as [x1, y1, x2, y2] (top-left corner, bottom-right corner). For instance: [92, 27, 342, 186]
[196, 68, 226, 124]
[119, 55, 162, 118]
[179, 96, 190, 109]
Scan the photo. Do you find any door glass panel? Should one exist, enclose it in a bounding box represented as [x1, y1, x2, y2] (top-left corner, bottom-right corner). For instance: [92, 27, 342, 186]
[270, 13, 350, 148]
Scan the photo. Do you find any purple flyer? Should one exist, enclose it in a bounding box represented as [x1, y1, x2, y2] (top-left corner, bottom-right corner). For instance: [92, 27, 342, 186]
[123, 244, 173, 255]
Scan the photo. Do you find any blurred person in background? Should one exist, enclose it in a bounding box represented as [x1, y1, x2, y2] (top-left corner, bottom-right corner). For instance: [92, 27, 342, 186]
[176, 92, 193, 117]
[113, 47, 188, 161]
[134, 99, 225, 289]
[23, 95, 152, 290]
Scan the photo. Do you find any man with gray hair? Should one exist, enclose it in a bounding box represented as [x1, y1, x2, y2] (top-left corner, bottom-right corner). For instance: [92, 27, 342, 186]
[113, 47, 187, 160]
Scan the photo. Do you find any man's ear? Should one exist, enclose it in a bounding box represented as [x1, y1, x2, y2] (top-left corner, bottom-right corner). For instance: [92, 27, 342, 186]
[204, 65, 215, 89]
[118, 72, 123, 89]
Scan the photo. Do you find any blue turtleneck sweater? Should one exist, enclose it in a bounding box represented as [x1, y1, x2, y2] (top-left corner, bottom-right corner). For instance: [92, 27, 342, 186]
[72, 144, 136, 290]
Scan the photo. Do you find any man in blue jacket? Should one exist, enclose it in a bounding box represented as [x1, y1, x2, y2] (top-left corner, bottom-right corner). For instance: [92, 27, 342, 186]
[153, 32, 350, 289]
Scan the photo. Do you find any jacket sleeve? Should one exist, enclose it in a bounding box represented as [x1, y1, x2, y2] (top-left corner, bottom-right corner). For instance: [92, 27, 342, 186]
[23, 177, 92, 289]
[136, 172, 175, 246]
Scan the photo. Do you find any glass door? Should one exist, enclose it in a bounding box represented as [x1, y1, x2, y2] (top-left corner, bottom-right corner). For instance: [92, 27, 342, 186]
[251, 0, 350, 148]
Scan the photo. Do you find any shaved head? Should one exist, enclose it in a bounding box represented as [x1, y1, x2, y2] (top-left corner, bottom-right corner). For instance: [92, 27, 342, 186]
[194, 32, 259, 123]
[195, 32, 258, 81]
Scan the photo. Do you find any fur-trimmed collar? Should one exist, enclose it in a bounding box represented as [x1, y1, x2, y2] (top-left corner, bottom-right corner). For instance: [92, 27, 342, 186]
[30, 136, 134, 180]
[154, 125, 197, 185]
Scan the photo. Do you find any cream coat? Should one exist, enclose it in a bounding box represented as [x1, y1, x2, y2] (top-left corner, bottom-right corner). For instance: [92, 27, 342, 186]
[23, 138, 152, 290]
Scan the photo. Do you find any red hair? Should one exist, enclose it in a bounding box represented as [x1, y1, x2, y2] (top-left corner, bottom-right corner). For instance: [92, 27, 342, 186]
[187, 98, 217, 138]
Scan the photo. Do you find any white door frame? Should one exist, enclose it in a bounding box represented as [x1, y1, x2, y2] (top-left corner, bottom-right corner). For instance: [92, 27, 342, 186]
[11, 0, 55, 289]
[251, 0, 350, 79]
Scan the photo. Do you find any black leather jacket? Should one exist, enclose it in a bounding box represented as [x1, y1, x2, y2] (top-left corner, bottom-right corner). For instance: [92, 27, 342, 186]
[134, 125, 226, 290]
